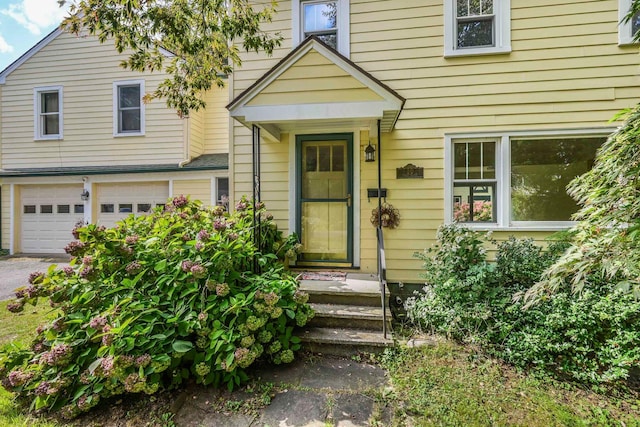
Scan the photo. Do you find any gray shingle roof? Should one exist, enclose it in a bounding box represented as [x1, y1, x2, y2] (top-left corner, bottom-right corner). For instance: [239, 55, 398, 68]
[0, 154, 228, 177]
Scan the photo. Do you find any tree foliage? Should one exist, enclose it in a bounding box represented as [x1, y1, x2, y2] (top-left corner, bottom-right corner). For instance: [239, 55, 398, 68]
[525, 106, 640, 303]
[59, 0, 282, 117]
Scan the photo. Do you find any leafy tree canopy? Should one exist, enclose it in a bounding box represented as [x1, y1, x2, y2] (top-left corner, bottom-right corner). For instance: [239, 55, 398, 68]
[59, 0, 282, 117]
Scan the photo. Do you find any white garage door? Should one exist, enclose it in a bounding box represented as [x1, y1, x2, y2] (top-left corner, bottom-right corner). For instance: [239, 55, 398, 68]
[97, 182, 169, 228]
[21, 184, 85, 253]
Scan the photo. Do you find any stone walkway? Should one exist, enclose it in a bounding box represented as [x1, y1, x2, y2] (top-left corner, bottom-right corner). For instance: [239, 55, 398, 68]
[174, 355, 393, 426]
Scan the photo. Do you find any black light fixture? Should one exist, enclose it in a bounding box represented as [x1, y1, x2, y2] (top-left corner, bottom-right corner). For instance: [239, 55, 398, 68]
[364, 141, 376, 162]
[80, 189, 90, 201]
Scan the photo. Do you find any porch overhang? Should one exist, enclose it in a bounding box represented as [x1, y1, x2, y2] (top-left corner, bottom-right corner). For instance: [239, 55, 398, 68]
[227, 37, 405, 142]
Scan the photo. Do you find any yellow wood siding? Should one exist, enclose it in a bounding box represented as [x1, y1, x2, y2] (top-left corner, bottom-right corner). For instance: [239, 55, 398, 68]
[1, 31, 185, 169]
[173, 179, 212, 206]
[232, 0, 638, 281]
[248, 51, 383, 106]
[189, 111, 205, 159]
[203, 86, 230, 154]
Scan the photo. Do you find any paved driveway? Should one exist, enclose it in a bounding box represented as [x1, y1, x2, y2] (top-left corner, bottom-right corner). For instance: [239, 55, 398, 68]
[0, 256, 70, 301]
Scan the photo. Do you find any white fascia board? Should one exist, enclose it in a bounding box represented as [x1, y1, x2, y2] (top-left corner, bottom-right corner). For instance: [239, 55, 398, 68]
[0, 28, 63, 84]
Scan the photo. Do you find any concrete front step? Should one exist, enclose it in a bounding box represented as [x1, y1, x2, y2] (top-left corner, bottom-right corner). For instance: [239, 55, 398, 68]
[309, 303, 392, 331]
[299, 274, 389, 307]
[301, 327, 394, 357]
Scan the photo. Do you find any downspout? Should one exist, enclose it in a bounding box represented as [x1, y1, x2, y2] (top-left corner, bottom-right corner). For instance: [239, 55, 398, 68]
[179, 117, 191, 167]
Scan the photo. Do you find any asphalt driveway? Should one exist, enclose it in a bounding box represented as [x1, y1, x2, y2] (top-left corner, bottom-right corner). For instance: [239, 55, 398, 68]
[0, 256, 70, 301]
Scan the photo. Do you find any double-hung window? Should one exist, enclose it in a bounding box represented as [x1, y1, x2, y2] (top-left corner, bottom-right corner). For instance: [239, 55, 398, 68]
[293, 0, 350, 56]
[444, 0, 511, 57]
[34, 86, 63, 140]
[619, 0, 640, 44]
[447, 133, 607, 228]
[113, 80, 145, 136]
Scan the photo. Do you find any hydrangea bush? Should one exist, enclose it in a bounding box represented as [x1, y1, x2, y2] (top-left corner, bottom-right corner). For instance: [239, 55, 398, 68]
[0, 196, 313, 418]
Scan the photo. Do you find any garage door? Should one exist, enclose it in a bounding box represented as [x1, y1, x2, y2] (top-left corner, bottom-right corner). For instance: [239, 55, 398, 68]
[97, 182, 169, 228]
[21, 184, 85, 253]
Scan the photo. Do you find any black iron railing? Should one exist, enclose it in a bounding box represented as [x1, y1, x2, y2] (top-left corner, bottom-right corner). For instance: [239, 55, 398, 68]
[376, 226, 388, 339]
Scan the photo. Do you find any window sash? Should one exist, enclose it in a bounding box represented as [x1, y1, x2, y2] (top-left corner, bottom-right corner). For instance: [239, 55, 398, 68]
[302, 0, 338, 49]
[36, 89, 61, 137]
[116, 84, 142, 133]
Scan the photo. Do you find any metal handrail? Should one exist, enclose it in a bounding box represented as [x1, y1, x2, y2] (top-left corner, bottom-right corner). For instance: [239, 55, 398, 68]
[377, 226, 388, 339]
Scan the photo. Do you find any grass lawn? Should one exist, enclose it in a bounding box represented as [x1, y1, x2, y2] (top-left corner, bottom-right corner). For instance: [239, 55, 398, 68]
[0, 299, 63, 427]
[380, 339, 640, 427]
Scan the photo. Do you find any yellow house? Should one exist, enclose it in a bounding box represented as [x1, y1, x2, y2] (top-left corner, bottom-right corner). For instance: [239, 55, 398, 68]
[0, 28, 230, 254]
[227, 0, 640, 284]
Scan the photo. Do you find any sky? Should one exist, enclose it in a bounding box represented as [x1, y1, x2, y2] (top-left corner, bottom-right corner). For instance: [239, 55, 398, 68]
[0, 0, 71, 71]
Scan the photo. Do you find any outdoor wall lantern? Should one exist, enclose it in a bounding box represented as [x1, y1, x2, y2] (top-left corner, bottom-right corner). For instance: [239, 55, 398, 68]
[80, 189, 90, 201]
[364, 142, 376, 162]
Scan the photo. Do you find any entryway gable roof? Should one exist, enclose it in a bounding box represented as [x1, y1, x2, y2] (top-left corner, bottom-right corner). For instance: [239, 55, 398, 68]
[227, 36, 405, 136]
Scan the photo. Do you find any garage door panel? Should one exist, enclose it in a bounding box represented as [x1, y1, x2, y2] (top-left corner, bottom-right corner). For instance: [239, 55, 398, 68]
[21, 185, 84, 254]
[97, 182, 169, 228]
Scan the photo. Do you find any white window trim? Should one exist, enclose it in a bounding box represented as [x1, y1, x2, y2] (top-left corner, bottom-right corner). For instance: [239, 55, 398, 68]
[444, 128, 614, 230]
[619, 0, 637, 45]
[444, 0, 511, 57]
[292, 0, 350, 57]
[113, 79, 145, 137]
[33, 85, 63, 141]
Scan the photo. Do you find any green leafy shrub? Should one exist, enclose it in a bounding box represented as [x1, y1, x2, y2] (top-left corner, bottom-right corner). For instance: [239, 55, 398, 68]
[407, 224, 640, 388]
[0, 196, 313, 418]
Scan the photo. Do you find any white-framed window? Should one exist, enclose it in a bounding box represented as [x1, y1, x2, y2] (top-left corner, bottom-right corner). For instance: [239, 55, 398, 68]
[113, 80, 145, 136]
[292, 0, 350, 56]
[619, 0, 640, 45]
[444, 0, 511, 57]
[34, 86, 63, 140]
[445, 131, 609, 229]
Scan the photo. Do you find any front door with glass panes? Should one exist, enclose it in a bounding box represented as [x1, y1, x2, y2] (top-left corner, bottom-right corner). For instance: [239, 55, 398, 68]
[296, 134, 353, 265]
[453, 140, 497, 223]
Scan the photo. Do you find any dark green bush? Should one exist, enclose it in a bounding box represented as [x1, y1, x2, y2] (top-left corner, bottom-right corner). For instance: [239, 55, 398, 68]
[0, 196, 313, 418]
[407, 224, 640, 388]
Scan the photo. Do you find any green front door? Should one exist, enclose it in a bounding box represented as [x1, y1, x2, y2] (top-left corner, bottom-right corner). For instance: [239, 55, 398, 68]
[296, 133, 353, 265]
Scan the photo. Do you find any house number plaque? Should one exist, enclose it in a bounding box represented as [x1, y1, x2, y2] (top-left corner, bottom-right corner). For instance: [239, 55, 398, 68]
[396, 163, 424, 179]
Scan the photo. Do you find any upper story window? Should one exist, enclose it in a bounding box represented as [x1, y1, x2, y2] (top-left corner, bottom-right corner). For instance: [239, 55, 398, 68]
[292, 0, 350, 56]
[444, 0, 511, 57]
[34, 86, 63, 140]
[113, 80, 145, 136]
[446, 133, 606, 228]
[619, 0, 640, 45]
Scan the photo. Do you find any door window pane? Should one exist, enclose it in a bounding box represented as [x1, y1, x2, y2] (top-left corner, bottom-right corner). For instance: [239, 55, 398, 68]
[137, 203, 152, 213]
[74, 204, 85, 214]
[57, 205, 70, 214]
[101, 204, 114, 213]
[333, 145, 344, 172]
[23, 205, 36, 214]
[305, 146, 317, 172]
[41, 205, 53, 214]
[319, 145, 331, 172]
[119, 204, 133, 213]
[510, 138, 604, 221]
